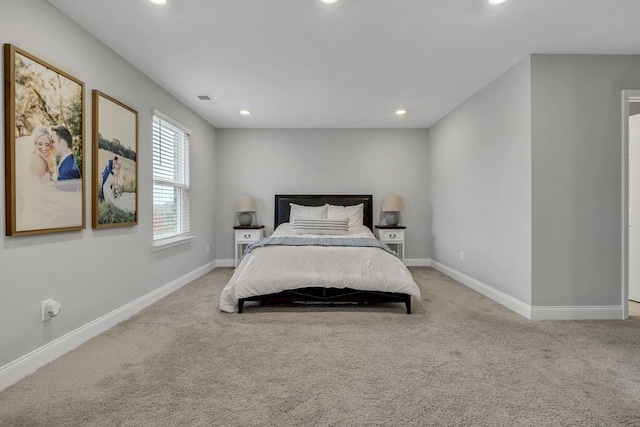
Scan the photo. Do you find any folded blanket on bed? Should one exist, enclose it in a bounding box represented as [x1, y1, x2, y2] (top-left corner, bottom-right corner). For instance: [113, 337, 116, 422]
[245, 236, 397, 256]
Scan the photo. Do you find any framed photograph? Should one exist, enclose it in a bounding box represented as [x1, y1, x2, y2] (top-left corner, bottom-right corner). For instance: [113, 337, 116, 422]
[92, 90, 138, 228]
[4, 44, 85, 236]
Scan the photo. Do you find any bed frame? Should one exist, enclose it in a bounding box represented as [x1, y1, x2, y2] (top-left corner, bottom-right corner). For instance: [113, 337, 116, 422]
[237, 194, 412, 314]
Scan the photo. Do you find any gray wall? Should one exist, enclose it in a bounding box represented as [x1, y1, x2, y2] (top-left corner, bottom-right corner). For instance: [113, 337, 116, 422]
[429, 53, 640, 309]
[531, 54, 640, 306]
[0, 0, 217, 366]
[214, 128, 430, 261]
[429, 57, 533, 304]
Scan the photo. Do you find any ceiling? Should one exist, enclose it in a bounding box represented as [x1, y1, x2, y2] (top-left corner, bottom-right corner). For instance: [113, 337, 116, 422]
[46, 0, 640, 129]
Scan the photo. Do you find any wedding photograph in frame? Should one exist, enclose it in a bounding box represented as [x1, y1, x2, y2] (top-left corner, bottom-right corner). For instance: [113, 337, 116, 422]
[4, 44, 85, 236]
[92, 90, 138, 228]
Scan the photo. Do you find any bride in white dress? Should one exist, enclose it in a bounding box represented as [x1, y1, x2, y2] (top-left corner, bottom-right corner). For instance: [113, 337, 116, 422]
[27, 127, 57, 182]
[15, 126, 82, 232]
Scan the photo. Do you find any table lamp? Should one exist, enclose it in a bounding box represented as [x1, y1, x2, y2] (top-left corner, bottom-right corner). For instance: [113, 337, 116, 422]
[382, 194, 404, 226]
[235, 195, 256, 226]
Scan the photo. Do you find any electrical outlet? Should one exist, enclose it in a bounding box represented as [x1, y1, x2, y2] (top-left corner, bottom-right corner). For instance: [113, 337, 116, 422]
[206, 244, 210, 254]
[41, 299, 61, 321]
[459, 251, 464, 262]
[41, 298, 53, 322]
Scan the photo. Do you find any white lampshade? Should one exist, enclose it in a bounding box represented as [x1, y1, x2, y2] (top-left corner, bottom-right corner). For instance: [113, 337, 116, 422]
[235, 195, 256, 213]
[382, 194, 404, 212]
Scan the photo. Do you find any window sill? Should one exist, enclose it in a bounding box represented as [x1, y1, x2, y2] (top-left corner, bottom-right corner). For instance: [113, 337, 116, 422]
[152, 235, 194, 252]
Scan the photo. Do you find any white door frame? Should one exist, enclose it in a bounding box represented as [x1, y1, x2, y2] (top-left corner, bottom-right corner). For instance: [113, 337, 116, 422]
[621, 90, 640, 319]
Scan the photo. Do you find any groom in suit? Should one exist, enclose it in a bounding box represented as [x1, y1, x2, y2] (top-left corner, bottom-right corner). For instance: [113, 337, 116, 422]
[51, 125, 81, 180]
[99, 156, 117, 200]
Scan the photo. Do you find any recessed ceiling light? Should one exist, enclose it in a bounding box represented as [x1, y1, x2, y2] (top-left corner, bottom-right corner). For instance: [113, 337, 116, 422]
[488, 0, 508, 5]
[147, 0, 167, 4]
[320, 0, 338, 4]
[396, 109, 407, 116]
[240, 110, 251, 115]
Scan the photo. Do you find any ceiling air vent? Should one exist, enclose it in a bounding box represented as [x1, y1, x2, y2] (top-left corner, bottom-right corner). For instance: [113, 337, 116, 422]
[195, 94, 218, 105]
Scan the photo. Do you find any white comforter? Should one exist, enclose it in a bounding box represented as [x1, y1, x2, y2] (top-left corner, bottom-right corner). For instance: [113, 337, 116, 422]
[219, 223, 421, 312]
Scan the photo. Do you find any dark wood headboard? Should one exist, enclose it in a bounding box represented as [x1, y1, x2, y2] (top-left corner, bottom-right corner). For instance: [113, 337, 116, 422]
[274, 195, 373, 231]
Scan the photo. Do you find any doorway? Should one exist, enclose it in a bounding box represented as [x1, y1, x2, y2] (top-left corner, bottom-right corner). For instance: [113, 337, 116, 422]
[623, 91, 640, 319]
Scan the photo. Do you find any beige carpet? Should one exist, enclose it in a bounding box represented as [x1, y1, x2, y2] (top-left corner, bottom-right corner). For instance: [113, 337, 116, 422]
[1, 267, 639, 426]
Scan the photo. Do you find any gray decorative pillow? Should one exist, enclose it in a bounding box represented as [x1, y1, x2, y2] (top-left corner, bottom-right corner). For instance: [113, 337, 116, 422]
[292, 218, 349, 235]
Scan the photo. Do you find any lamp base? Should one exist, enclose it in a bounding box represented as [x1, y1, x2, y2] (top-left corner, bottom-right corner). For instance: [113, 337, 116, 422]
[385, 212, 399, 226]
[238, 212, 253, 226]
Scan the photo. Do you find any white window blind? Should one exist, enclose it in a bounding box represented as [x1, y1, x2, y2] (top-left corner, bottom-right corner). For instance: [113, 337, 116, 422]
[152, 113, 190, 244]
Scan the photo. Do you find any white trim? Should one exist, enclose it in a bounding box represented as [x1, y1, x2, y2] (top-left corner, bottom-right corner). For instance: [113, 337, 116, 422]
[215, 259, 236, 268]
[151, 108, 192, 135]
[429, 259, 625, 320]
[0, 262, 215, 392]
[152, 234, 194, 252]
[405, 258, 430, 267]
[621, 90, 640, 320]
[530, 305, 624, 320]
[429, 259, 532, 319]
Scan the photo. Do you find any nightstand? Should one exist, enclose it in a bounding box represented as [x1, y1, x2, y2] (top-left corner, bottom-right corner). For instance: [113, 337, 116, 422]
[234, 225, 264, 267]
[375, 225, 406, 263]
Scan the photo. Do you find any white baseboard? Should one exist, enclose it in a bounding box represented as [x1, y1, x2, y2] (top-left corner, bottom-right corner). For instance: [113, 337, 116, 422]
[0, 261, 216, 392]
[428, 259, 624, 321]
[530, 305, 624, 320]
[215, 259, 235, 268]
[429, 259, 532, 319]
[405, 258, 430, 267]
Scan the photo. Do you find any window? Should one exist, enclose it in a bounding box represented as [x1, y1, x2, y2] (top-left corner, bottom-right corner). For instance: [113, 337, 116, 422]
[152, 110, 191, 248]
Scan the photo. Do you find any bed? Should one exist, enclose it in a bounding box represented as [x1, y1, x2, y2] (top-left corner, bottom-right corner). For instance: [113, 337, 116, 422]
[219, 195, 421, 314]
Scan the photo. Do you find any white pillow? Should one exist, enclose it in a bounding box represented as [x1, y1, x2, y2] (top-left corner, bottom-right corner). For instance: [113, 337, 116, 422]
[289, 203, 328, 224]
[327, 203, 364, 228]
[292, 218, 349, 235]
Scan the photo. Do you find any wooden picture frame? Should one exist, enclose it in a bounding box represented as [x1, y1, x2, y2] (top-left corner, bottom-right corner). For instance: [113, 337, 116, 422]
[4, 44, 85, 236]
[92, 90, 138, 228]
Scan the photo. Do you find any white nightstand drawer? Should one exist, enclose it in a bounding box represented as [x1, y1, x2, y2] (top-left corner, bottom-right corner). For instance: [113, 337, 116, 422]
[234, 226, 265, 268]
[235, 229, 262, 243]
[375, 226, 406, 263]
[379, 229, 404, 242]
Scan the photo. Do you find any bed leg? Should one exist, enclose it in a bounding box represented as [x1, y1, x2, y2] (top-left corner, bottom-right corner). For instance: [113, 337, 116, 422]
[238, 300, 244, 313]
[405, 296, 412, 314]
